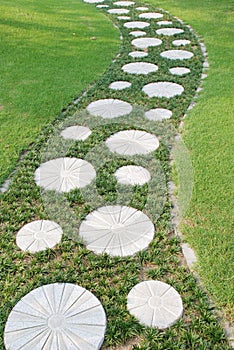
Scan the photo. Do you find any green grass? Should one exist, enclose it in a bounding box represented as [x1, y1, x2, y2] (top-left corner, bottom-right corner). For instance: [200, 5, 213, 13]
[0, 0, 119, 184]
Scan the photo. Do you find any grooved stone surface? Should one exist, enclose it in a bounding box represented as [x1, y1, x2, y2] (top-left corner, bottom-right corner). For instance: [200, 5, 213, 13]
[131, 37, 162, 49]
[16, 220, 63, 253]
[130, 30, 146, 37]
[172, 39, 191, 46]
[113, 1, 135, 6]
[157, 20, 172, 26]
[122, 62, 158, 75]
[124, 21, 150, 29]
[129, 51, 148, 58]
[142, 81, 184, 98]
[115, 165, 151, 185]
[160, 49, 194, 60]
[87, 99, 132, 118]
[145, 108, 172, 121]
[109, 81, 132, 90]
[108, 8, 129, 14]
[79, 206, 155, 256]
[4, 283, 106, 350]
[156, 28, 184, 36]
[60, 125, 92, 141]
[139, 12, 163, 19]
[34, 157, 96, 193]
[169, 67, 191, 76]
[127, 280, 183, 329]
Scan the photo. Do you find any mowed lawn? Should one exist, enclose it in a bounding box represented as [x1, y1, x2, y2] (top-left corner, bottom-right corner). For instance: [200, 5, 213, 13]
[0, 0, 119, 184]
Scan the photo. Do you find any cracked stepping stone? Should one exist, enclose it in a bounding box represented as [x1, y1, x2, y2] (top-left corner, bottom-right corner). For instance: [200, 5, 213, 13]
[79, 205, 155, 256]
[143, 81, 184, 98]
[109, 81, 132, 90]
[157, 20, 173, 26]
[172, 39, 191, 46]
[127, 280, 183, 329]
[16, 220, 63, 253]
[96, 4, 109, 7]
[136, 6, 149, 11]
[169, 67, 191, 76]
[113, 1, 135, 6]
[139, 12, 163, 19]
[84, 0, 104, 3]
[129, 51, 148, 58]
[34, 157, 96, 193]
[115, 165, 151, 185]
[60, 125, 92, 141]
[124, 21, 150, 29]
[160, 49, 194, 60]
[4, 283, 106, 350]
[145, 108, 172, 121]
[87, 98, 132, 118]
[117, 16, 130, 20]
[131, 37, 162, 49]
[156, 27, 184, 36]
[108, 8, 129, 14]
[130, 30, 146, 37]
[106, 129, 159, 155]
[122, 62, 158, 75]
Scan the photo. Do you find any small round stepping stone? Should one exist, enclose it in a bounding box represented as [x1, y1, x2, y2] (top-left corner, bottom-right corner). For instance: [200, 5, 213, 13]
[142, 82, 184, 98]
[84, 0, 104, 3]
[109, 81, 132, 90]
[136, 6, 149, 11]
[129, 51, 148, 58]
[157, 20, 173, 26]
[60, 125, 92, 141]
[34, 157, 96, 193]
[4, 283, 106, 350]
[172, 39, 191, 46]
[87, 99, 132, 118]
[115, 165, 151, 185]
[160, 49, 194, 60]
[117, 16, 130, 20]
[145, 108, 172, 121]
[131, 37, 162, 49]
[16, 220, 63, 253]
[130, 30, 146, 37]
[106, 130, 159, 155]
[96, 4, 109, 7]
[127, 280, 183, 329]
[108, 8, 129, 14]
[169, 67, 191, 76]
[122, 62, 158, 75]
[79, 205, 155, 256]
[139, 12, 163, 19]
[114, 1, 135, 6]
[124, 21, 150, 29]
[156, 27, 184, 36]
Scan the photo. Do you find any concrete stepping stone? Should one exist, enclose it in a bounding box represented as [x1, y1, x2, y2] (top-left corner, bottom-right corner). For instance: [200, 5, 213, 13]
[79, 205, 155, 256]
[106, 130, 159, 155]
[129, 51, 148, 58]
[142, 82, 184, 98]
[34, 157, 96, 193]
[84, 0, 104, 3]
[172, 39, 191, 46]
[109, 81, 132, 90]
[60, 125, 92, 141]
[96, 4, 109, 8]
[130, 30, 146, 37]
[113, 1, 135, 6]
[160, 49, 194, 60]
[108, 8, 129, 14]
[124, 21, 150, 29]
[115, 165, 151, 185]
[122, 62, 158, 75]
[4, 283, 106, 350]
[169, 67, 191, 76]
[127, 280, 183, 329]
[145, 108, 172, 121]
[117, 16, 131, 20]
[16, 220, 63, 253]
[157, 20, 173, 26]
[87, 98, 132, 118]
[156, 28, 184, 36]
[139, 12, 163, 19]
[131, 37, 162, 49]
[136, 6, 149, 11]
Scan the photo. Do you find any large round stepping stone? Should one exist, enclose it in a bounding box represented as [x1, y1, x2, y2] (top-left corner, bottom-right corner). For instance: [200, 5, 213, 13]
[160, 49, 194, 60]
[84, 0, 104, 3]
[113, 1, 135, 6]
[139, 12, 163, 19]
[142, 82, 184, 98]
[169, 67, 191, 76]
[87, 99, 132, 118]
[60, 125, 92, 141]
[157, 20, 173, 26]
[122, 62, 158, 75]
[124, 21, 150, 29]
[127, 280, 183, 329]
[130, 30, 146, 37]
[108, 8, 129, 14]
[131, 37, 162, 49]
[172, 39, 191, 46]
[129, 51, 148, 58]
[115, 165, 151, 185]
[136, 6, 149, 11]
[34, 157, 96, 193]
[4, 283, 106, 350]
[106, 130, 159, 155]
[16, 220, 63, 253]
[109, 81, 132, 90]
[156, 28, 184, 36]
[145, 108, 172, 121]
[79, 205, 155, 256]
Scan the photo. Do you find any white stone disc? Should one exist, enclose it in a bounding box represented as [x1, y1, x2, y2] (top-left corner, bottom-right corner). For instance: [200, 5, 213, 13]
[79, 205, 155, 256]
[131, 37, 162, 49]
[4, 283, 106, 350]
[122, 62, 158, 75]
[139, 12, 163, 19]
[172, 39, 191, 46]
[115, 165, 151, 185]
[16, 220, 63, 253]
[127, 280, 183, 329]
[109, 81, 132, 90]
[145, 108, 172, 121]
[84, 0, 104, 3]
[87, 99, 132, 118]
[108, 8, 129, 14]
[96, 4, 109, 8]
[124, 21, 150, 29]
[160, 50, 194, 60]
[34, 157, 96, 193]
[130, 30, 146, 37]
[157, 20, 173, 26]
[117, 16, 131, 20]
[113, 1, 135, 6]
[129, 51, 148, 58]
[60, 125, 92, 141]
[106, 130, 159, 155]
[143, 82, 184, 98]
[169, 67, 191, 76]
[136, 6, 149, 11]
[156, 28, 184, 36]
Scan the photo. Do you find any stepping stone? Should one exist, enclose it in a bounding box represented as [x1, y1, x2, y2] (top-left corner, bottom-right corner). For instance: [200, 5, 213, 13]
[122, 62, 158, 75]
[118, 16, 131, 20]
[156, 28, 184, 36]
[106, 130, 159, 155]
[127, 280, 183, 329]
[79, 205, 155, 256]
[113, 1, 135, 6]
[157, 20, 173, 26]
[115, 165, 151, 185]
[139, 12, 163, 19]
[60, 125, 92, 141]
[16, 220, 63, 253]
[96, 4, 109, 7]
[4, 283, 106, 350]
[84, 0, 104, 3]
[131, 37, 162, 49]
[109, 81, 132, 90]
[129, 51, 148, 58]
[87, 98, 132, 118]
[172, 39, 191, 46]
[145, 108, 172, 121]
[124, 21, 150, 29]
[169, 67, 191, 76]
[142, 82, 184, 98]
[108, 8, 129, 14]
[160, 49, 194, 60]
[130, 30, 146, 37]
[135, 6, 149, 11]
[34, 157, 96, 193]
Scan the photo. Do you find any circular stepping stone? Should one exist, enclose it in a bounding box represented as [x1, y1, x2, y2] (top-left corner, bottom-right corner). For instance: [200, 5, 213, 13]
[79, 205, 155, 256]
[115, 165, 151, 185]
[87, 99, 132, 118]
[34, 157, 96, 193]
[122, 62, 158, 75]
[4, 283, 106, 350]
[156, 27, 184, 36]
[16, 220, 63, 253]
[108, 8, 129, 14]
[130, 30, 146, 37]
[160, 49, 194, 60]
[169, 67, 191, 76]
[136, 6, 149, 11]
[131, 37, 162, 49]
[106, 130, 159, 155]
[129, 51, 148, 58]
[172, 39, 191, 46]
[96, 4, 109, 7]
[117, 16, 130, 20]
[60, 125, 92, 141]
[139, 12, 163, 19]
[145, 108, 172, 121]
[113, 0, 135, 6]
[109, 81, 132, 90]
[124, 21, 150, 29]
[127, 280, 183, 329]
[142, 82, 184, 98]
[84, 0, 104, 2]
[157, 20, 173, 26]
